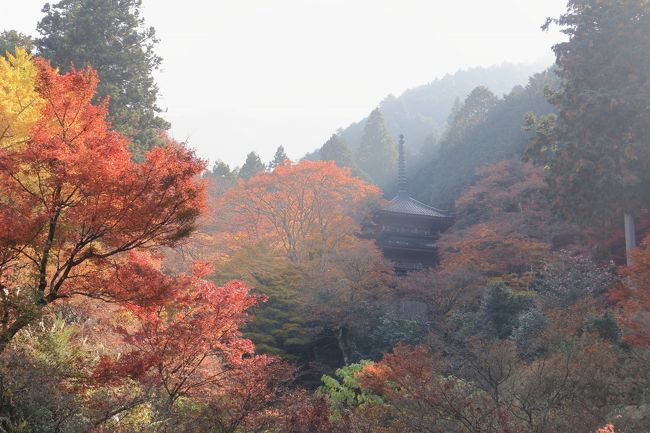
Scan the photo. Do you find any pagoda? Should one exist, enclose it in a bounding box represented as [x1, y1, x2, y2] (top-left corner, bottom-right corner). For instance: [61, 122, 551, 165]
[370, 135, 454, 274]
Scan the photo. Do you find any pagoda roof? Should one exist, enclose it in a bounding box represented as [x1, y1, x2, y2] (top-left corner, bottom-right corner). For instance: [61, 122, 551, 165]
[380, 134, 453, 220]
[382, 193, 453, 219]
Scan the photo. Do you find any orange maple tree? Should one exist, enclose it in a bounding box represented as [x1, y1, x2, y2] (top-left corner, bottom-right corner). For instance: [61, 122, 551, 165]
[0, 58, 205, 352]
[438, 159, 577, 289]
[217, 160, 381, 269]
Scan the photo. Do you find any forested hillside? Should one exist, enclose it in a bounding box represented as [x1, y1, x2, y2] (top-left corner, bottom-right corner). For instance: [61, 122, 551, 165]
[310, 70, 556, 203]
[1, 1, 650, 432]
[411, 70, 558, 207]
[338, 62, 546, 153]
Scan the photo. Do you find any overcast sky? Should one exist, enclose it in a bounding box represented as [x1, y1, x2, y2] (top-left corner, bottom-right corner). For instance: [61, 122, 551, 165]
[5, 0, 567, 167]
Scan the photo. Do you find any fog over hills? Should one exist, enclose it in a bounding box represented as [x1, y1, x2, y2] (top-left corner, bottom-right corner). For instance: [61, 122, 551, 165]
[336, 61, 548, 154]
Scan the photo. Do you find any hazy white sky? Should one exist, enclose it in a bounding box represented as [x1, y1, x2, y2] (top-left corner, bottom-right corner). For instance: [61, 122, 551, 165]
[5, 0, 567, 167]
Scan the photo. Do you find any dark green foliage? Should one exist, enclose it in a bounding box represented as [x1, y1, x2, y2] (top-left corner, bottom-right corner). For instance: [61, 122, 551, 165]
[339, 63, 545, 155]
[0, 31, 33, 56]
[36, 0, 169, 159]
[208, 160, 236, 180]
[411, 71, 557, 208]
[1, 317, 91, 433]
[268, 145, 289, 169]
[238, 151, 266, 180]
[319, 134, 355, 169]
[584, 311, 621, 343]
[202, 161, 237, 206]
[440, 86, 498, 153]
[367, 314, 426, 358]
[479, 282, 533, 339]
[526, 0, 650, 232]
[0, 383, 30, 433]
[355, 109, 397, 189]
[213, 249, 313, 362]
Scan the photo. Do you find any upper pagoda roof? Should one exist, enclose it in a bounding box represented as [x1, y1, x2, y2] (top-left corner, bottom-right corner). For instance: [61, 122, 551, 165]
[383, 193, 452, 219]
[381, 134, 453, 220]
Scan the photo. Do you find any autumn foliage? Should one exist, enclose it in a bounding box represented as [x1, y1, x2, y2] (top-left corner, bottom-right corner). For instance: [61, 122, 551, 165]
[0, 52, 205, 352]
[218, 160, 381, 266]
[94, 262, 263, 398]
[614, 233, 650, 348]
[3, 0, 650, 430]
[437, 159, 579, 292]
[0, 49, 338, 433]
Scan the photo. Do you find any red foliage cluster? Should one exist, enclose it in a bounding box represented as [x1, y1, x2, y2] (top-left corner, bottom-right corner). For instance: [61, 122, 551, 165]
[0, 58, 205, 350]
[94, 263, 266, 402]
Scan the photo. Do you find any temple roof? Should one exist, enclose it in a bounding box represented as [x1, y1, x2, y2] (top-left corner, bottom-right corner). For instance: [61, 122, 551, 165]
[383, 193, 452, 219]
[381, 134, 453, 220]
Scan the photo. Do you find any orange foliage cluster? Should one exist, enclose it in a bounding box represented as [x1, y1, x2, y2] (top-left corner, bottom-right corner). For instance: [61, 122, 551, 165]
[217, 160, 381, 265]
[439, 159, 577, 290]
[348, 334, 620, 433]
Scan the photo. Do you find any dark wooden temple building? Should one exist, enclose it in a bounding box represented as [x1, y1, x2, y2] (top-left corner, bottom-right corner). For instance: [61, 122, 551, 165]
[367, 135, 454, 275]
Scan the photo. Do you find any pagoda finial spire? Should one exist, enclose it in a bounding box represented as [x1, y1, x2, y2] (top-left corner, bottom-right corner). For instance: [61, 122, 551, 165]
[398, 134, 407, 194]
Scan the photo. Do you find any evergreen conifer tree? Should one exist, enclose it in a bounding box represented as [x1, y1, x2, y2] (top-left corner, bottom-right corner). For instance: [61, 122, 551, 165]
[239, 152, 266, 180]
[320, 134, 354, 168]
[356, 109, 397, 188]
[36, 0, 169, 159]
[269, 145, 289, 169]
[526, 0, 650, 252]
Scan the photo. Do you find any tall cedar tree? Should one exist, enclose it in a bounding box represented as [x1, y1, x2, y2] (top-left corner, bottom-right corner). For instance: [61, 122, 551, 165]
[269, 145, 289, 169]
[0, 54, 205, 353]
[356, 108, 397, 188]
[36, 0, 170, 159]
[526, 0, 650, 240]
[205, 160, 237, 195]
[320, 133, 356, 169]
[239, 151, 266, 180]
[441, 86, 498, 152]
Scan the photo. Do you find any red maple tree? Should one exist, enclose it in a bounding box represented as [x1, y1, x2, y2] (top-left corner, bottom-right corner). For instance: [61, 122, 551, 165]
[0, 59, 205, 352]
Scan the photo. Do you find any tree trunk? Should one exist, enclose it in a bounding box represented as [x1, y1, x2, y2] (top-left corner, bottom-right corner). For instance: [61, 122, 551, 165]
[624, 212, 636, 266]
[336, 327, 350, 365]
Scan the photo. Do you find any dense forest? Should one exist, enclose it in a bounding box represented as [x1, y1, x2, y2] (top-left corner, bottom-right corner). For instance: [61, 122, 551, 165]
[1, 0, 650, 432]
[332, 63, 544, 151]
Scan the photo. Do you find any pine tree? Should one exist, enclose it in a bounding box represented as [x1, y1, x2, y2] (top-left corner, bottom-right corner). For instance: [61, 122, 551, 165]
[239, 152, 266, 180]
[203, 160, 237, 205]
[356, 109, 397, 188]
[442, 86, 498, 152]
[210, 160, 235, 179]
[320, 134, 354, 168]
[36, 0, 169, 160]
[269, 145, 289, 170]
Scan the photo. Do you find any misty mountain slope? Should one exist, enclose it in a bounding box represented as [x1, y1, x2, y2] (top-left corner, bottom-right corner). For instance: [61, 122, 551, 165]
[411, 70, 558, 209]
[340, 62, 548, 153]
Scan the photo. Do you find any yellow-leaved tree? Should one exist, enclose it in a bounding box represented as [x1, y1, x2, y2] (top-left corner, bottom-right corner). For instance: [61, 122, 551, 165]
[0, 48, 43, 150]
